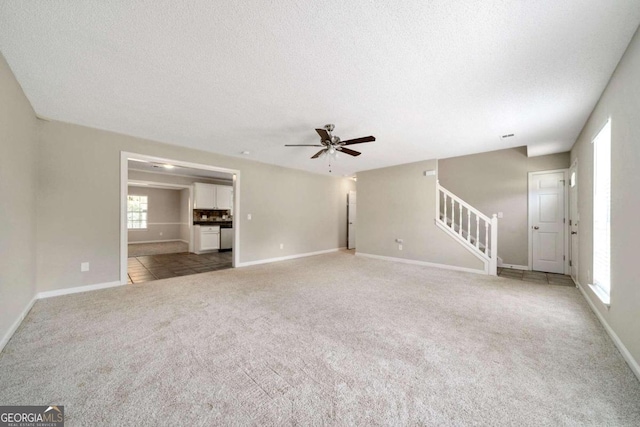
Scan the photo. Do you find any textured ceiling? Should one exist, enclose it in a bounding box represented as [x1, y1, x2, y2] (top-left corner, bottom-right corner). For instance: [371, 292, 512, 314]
[1, 1, 639, 176]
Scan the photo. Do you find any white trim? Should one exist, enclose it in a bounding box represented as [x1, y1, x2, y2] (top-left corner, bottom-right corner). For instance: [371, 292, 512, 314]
[135, 222, 188, 226]
[499, 264, 529, 271]
[577, 282, 639, 382]
[121, 152, 241, 284]
[355, 252, 486, 275]
[527, 169, 569, 274]
[37, 281, 124, 299]
[237, 248, 343, 267]
[0, 296, 37, 354]
[128, 239, 188, 245]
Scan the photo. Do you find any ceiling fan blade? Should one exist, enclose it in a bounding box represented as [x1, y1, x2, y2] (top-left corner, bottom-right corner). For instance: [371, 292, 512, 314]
[284, 144, 324, 146]
[315, 128, 331, 142]
[311, 149, 327, 159]
[338, 147, 361, 156]
[341, 136, 375, 145]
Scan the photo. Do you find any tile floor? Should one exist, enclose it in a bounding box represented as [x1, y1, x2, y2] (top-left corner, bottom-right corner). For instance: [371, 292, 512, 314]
[127, 251, 232, 284]
[497, 268, 576, 286]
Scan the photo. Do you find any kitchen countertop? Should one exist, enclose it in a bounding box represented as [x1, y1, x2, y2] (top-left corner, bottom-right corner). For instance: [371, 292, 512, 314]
[193, 221, 233, 227]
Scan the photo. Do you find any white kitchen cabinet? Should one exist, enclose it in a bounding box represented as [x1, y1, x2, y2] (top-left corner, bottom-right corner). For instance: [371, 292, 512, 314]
[194, 183, 216, 209]
[216, 185, 233, 210]
[194, 225, 220, 253]
[194, 183, 233, 210]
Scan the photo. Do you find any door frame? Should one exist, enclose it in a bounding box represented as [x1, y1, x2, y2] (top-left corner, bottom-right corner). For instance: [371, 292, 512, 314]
[527, 168, 569, 274]
[347, 190, 356, 249]
[569, 159, 579, 282]
[120, 152, 241, 285]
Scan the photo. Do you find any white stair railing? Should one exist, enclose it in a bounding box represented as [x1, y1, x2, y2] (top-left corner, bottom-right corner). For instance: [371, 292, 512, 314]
[436, 181, 498, 275]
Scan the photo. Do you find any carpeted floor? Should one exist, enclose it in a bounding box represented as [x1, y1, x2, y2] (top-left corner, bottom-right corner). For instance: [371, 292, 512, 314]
[128, 241, 188, 257]
[1, 251, 639, 425]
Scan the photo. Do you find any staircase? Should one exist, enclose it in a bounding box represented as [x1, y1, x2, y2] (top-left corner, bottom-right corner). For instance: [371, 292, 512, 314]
[436, 181, 499, 275]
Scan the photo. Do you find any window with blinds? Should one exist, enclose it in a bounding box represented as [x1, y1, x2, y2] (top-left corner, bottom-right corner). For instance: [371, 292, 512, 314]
[592, 119, 611, 297]
[127, 195, 148, 229]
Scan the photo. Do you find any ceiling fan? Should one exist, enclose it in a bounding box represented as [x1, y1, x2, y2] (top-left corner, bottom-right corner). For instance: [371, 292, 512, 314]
[285, 124, 375, 159]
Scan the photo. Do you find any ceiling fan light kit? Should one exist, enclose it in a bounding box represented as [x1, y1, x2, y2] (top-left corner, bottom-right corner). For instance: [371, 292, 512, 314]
[285, 124, 375, 160]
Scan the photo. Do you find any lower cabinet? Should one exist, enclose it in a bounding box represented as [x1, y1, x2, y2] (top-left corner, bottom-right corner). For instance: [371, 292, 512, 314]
[194, 225, 220, 254]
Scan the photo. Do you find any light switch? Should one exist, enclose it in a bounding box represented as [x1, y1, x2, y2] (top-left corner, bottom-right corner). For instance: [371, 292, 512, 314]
[498, 212, 504, 218]
[247, 214, 252, 220]
[81, 262, 90, 272]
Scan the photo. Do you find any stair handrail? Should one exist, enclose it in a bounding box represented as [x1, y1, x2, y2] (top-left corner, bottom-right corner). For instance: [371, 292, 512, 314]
[437, 184, 492, 224]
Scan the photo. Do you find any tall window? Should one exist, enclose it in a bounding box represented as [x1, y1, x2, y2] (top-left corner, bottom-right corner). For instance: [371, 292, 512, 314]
[592, 119, 611, 299]
[127, 195, 148, 229]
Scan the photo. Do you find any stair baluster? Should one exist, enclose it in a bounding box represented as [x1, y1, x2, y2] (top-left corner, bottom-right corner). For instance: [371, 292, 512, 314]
[435, 180, 499, 275]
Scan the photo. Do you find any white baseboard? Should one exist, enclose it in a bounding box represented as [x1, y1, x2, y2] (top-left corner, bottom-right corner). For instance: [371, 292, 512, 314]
[37, 280, 124, 299]
[355, 252, 486, 275]
[0, 295, 37, 354]
[499, 263, 529, 270]
[576, 281, 640, 382]
[237, 248, 344, 267]
[128, 239, 185, 245]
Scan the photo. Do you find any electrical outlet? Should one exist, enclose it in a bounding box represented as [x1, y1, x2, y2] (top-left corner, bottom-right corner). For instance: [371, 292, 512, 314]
[279, 243, 284, 249]
[498, 212, 504, 219]
[81, 262, 90, 272]
[159, 232, 163, 236]
[247, 213, 252, 220]
[399, 244, 403, 251]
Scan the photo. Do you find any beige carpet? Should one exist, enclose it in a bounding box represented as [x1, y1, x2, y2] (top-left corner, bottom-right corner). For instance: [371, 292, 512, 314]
[1, 251, 639, 425]
[128, 241, 188, 257]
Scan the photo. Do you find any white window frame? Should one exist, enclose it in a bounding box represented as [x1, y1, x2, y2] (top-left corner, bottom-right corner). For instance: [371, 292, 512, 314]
[590, 118, 611, 306]
[127, 194, 148, 230]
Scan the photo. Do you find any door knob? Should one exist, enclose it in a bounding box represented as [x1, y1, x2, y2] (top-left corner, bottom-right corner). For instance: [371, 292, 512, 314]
[533, 226, 539, 230]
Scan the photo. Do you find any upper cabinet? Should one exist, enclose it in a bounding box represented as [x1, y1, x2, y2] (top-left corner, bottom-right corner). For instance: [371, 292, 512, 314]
[194, 183, 216, 209]
[216, 185, 233, 210]
[194, 183, 233, 210]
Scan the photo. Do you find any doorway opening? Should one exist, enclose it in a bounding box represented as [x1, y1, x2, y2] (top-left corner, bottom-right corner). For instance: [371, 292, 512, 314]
[120, 152, 241, 285]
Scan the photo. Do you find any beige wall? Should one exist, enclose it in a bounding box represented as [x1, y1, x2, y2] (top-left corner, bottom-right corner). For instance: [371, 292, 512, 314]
[357, 159, 485, 272]
[36, 120, 353, 292]
[439, 147, 570, 266]
[127, 186, 184, 243]
[570, 26, 640, 368]
[0, 53, 38, 345]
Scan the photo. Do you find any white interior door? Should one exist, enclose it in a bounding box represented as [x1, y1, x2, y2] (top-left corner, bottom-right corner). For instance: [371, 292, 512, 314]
[569, 162, 579, 281]
[529, 170, 567, 274]
[348, 191, 356, 249]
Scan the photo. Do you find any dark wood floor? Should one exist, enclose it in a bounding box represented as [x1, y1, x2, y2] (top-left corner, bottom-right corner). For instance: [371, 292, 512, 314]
[127, 251, 232, 284]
